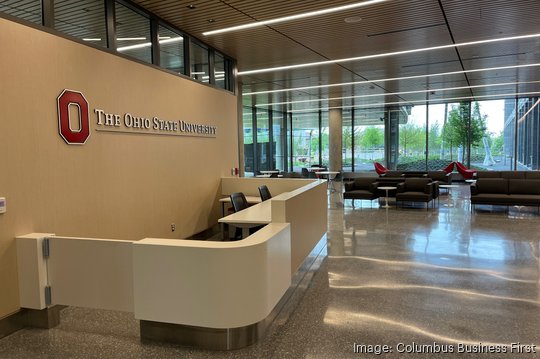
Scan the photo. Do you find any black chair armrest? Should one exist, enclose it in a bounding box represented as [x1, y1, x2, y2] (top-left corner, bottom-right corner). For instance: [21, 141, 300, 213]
[396, 182, 405, 193]
[424, 182, 434, 195]
[470, 183, 478, 195]
[344, 182, 354, 192]
[370, 181, 380, 192]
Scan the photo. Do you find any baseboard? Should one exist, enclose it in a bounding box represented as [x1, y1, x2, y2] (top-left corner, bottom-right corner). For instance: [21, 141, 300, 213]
[141, 234, 328, 350]
[0, 306, 64, 340]
[0, 310, 26, 340]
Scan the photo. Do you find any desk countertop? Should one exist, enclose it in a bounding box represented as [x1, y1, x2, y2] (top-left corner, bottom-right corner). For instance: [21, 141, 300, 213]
[218, 199, 272, 224]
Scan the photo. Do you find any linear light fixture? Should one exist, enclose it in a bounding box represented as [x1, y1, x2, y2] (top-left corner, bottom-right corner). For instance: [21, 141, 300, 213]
[202, 0, 390, 36]
[288, 91, 540, 113]
[256, 80, 540, 107]
[238, 33, 540, 75]
[117, 37, 183, 51]
[117, 42, 152, 51]
[243, 63, 540, 96]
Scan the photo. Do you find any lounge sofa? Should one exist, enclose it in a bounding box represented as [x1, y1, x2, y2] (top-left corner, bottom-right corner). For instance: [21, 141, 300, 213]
[470, 178, 540, 210]
[475, 170, 540, 179]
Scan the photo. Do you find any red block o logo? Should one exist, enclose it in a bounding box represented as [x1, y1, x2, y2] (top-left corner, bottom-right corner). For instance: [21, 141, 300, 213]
[57, 89, 90, 145]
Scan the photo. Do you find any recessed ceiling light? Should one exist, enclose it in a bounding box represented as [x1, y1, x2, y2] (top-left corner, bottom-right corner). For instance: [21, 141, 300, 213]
[187, 4, 196, 9]
[203, 0, 389, 36]
[208, 19, 215, 23]
[238, 33, 540, 75]
[344, 16, 362, 23]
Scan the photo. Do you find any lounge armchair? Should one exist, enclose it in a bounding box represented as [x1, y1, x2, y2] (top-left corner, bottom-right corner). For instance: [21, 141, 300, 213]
[454, 161, 476, 180]
[442, 162, 455, 174]
[374, 162, 388, 175]
[343, 178, 379, 208]
[396, 178, 435, 209]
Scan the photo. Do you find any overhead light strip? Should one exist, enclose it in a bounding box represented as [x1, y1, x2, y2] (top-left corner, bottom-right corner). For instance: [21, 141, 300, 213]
[255, 80, 540, 107]
[117, 37, 183, 52]
[243, 63, 540, 96]
[202, 0, 390, 36]
[288, 91, 540, 113]
[238, 33, 540, 75]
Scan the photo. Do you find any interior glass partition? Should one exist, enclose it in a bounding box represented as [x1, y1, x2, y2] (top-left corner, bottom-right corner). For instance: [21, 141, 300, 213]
[190, 40, 209, 83]
[115, 2, 152, 64]
[0, 0, 41, 24]
[55, 0, 107, 48]
[158, 25, 184, 74]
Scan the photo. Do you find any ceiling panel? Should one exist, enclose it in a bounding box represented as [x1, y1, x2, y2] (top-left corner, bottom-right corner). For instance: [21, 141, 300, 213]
[130, 0, 540, 112]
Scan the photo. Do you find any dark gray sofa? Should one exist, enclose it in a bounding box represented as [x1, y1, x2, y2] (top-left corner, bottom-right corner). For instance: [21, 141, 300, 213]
[475, 170, 540, 179]
[470, 178, 540, 210]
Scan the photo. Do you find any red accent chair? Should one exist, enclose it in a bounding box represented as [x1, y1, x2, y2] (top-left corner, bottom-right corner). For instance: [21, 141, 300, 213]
[442, 162, 455, 174]
[454, 161, 477, 180]
[374, 162, 388, 175]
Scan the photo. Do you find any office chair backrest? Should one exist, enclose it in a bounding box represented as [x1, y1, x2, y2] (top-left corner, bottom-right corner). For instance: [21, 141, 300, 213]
[258, 185, 272, 201]
[230, 192, 249, 212]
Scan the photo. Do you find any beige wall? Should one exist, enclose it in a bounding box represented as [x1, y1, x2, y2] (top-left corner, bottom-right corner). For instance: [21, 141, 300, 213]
[0, 18, 238, 318]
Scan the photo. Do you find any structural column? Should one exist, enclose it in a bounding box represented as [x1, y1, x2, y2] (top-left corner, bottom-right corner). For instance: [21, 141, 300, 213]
[328, 106, 342, 172]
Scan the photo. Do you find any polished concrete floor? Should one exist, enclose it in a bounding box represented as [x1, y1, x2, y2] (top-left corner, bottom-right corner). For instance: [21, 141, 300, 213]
[1, 184, 539, 358]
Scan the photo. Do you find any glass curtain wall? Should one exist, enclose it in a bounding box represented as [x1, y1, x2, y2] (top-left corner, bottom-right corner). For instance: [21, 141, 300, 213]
[291, 113, 320, 171]
[342, 111, 352, 171]
[273, 111, 287, 172]
[320, 112, 329, 167]
[256, 110, 271, 171]
[514, 97, 540, 170]
[354, 109, 385, 171]
[243, 98, 534, 175]
[473, 100, 508, 170]
[397, 107, 427, 171]
[243, 109, 254, 175]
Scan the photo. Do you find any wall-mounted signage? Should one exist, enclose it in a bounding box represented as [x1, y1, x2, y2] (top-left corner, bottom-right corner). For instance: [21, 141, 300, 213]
[57, 89, 217, 145]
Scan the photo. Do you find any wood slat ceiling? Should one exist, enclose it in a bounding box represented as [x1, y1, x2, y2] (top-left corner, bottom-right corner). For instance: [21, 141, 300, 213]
[131, 0, 540, 113]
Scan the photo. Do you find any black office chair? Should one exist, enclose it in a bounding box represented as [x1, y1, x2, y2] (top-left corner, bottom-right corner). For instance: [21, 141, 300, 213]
[230, 192, 249, 213]
[229, 192, 249, 240]
[258, 185, 272, 201]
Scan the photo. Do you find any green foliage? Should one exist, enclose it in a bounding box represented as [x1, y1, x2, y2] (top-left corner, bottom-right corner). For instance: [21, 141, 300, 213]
[443, 102, 487, 149]
[360, 127, 384, 148]
[491, 131, 504, 155]
[399, 123, 424, 154]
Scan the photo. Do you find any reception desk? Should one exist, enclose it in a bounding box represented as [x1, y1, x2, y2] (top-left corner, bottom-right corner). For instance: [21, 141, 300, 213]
[16, 178, 328, 350]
